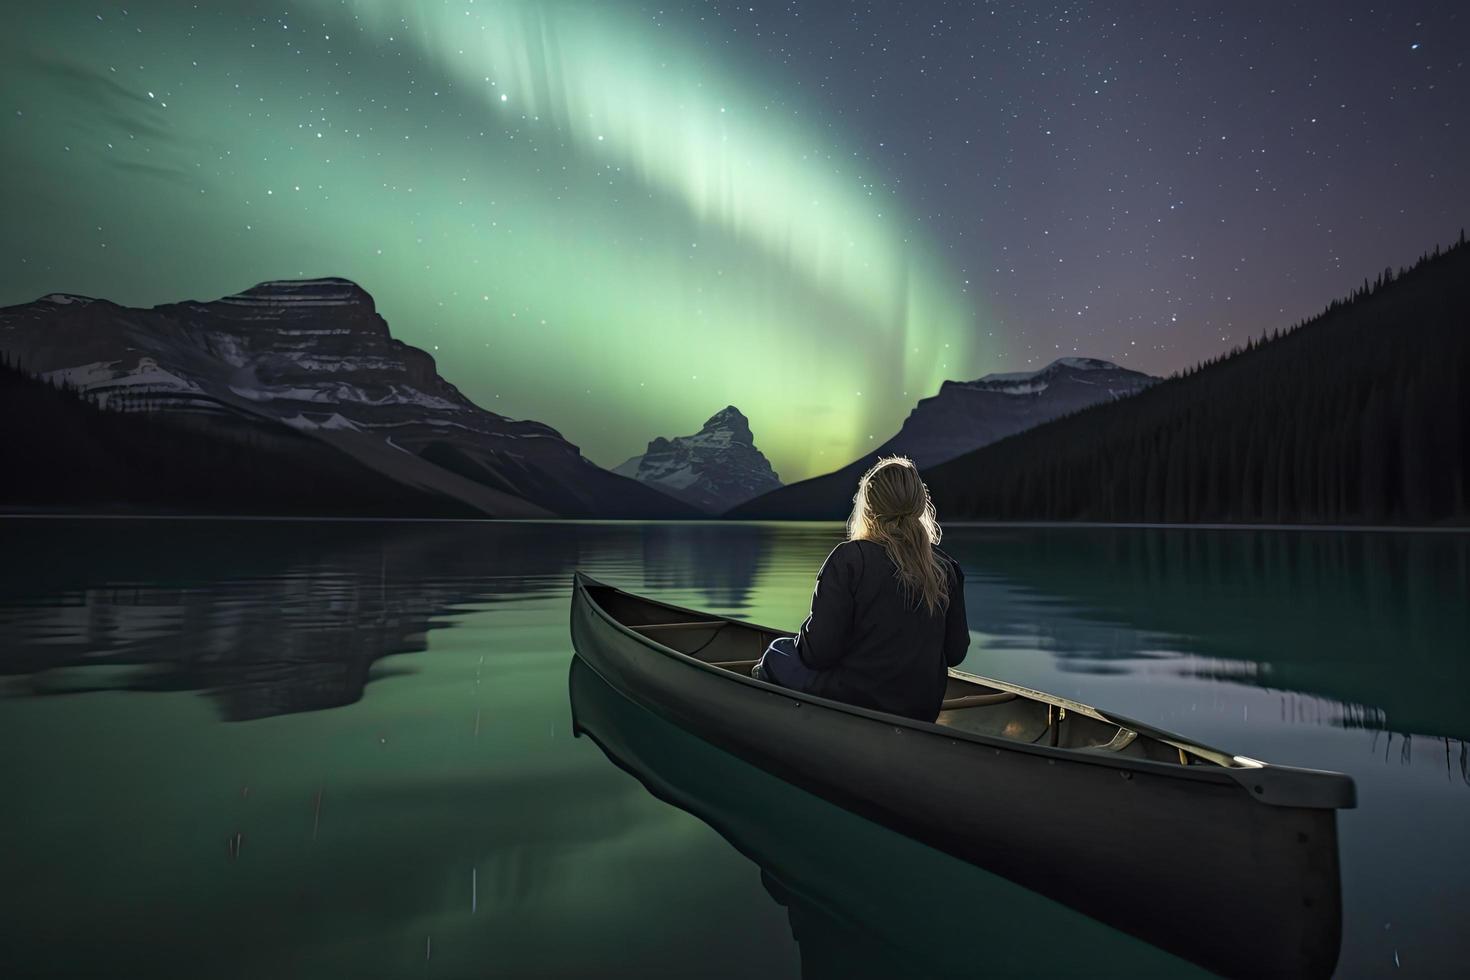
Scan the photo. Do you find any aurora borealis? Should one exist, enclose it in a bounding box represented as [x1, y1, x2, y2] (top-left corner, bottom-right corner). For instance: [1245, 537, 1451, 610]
[2, 2, 1467, 481]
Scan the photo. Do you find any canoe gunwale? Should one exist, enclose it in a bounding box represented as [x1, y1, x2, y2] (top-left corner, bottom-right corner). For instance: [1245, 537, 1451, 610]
[571, 570, 1356, 811]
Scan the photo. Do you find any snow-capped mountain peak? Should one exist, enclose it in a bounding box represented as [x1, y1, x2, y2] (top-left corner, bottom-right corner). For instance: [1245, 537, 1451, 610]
[614, 406, 781, 513]
[666, 405, 756, 453]
[972, 356, 1122, 388]
[700, 405, 755, 444]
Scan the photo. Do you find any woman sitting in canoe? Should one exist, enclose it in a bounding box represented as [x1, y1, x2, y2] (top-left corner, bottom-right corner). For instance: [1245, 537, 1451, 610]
[752, 455, 969, 721]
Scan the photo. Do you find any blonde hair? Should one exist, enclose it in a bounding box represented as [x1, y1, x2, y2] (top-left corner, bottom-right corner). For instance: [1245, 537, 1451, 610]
[846, 455, 950, 615]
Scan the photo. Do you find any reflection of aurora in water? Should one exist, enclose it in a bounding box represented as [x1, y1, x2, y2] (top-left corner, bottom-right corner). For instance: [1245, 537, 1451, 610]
[0, 520, 787, 721]
[0, 1, 983, 483]
[3, 521, 1464, 747]
[945, 526, 1470, 745]
[968, 564, 1470, 786]
[1, 520, 1467, 975]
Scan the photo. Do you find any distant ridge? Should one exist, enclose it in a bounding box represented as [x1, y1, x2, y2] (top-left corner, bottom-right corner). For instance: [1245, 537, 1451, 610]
[923, 234, 1470, 525]
[728, 357, 1156, 519]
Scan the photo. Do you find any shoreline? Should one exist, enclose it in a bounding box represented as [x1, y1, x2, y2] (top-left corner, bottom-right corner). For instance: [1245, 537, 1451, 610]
[1, 512, 1467, 533]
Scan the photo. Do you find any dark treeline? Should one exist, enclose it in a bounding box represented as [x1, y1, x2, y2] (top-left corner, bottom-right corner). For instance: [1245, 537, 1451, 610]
[0, 358, 474, 517]
[927, 233, 1470, 525]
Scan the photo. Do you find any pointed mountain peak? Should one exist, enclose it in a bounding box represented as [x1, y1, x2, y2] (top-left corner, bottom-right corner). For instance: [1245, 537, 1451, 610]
[613, 405, 779, 512]
[701, 405, 753, 443]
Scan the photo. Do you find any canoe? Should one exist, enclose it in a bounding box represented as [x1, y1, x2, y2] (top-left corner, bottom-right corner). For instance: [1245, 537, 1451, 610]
[568, 571, 1355, 979]
[569, 655, 1209, 977]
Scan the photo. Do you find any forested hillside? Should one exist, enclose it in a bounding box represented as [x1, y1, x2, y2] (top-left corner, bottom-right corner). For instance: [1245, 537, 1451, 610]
[926, 234, 1470, 525]
[0, 358, 474, 517]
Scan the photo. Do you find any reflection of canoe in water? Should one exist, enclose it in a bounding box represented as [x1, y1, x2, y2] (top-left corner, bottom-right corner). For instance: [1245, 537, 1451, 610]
[569, 572, 1355, 979]
[569, 655, 1206, 978]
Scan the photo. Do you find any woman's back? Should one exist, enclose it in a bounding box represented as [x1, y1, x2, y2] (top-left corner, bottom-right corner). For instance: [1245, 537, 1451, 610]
[753, 454, 970, 721]
[791, 538, 969, 720]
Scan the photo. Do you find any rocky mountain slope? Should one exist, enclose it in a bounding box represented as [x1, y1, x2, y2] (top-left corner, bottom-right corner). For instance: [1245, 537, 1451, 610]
[727, 357, 1157, 519]
[613, 406, 782, 513]
[0, 278, 695, 518]
[0, 355, 481, 518]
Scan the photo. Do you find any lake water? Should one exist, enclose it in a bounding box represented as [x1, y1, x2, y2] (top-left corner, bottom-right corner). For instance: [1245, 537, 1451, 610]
[0, 519, 1465, 978]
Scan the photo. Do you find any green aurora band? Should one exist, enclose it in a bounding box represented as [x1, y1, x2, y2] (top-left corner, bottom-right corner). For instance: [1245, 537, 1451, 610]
[1, 1, 988, 482]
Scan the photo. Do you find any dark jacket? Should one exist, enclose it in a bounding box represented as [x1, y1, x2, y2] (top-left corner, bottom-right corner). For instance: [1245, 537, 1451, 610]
[791, 539, 969, 721]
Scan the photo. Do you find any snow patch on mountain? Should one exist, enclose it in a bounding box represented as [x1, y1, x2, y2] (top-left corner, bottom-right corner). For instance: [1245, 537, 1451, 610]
[967, 357, 1128, 395]
[44, 358, 206, 404]
[284, 412, 362, 432]
[644, 462, 703, 491]
[42, 361, 122, 388]
[978, 379, 1051, 396]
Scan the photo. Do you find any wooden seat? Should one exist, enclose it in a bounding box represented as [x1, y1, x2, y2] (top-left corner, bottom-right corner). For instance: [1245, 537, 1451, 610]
[940, 691, 1018, 710]
[1082, 728, 1139, 752]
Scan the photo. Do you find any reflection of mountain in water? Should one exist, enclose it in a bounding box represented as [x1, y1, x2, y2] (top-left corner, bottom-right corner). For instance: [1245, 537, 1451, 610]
[0, 520, 774, 721]
[951, 527, 1470, 740]
[0, 521, 570, 720]
[9, 517, 1458, 742]
[569, 657, 1206, 979]
[638, 523, 768, 610]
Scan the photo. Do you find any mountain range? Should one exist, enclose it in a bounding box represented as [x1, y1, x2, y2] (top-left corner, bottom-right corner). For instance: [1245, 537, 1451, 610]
[6, 234, 1460, 525]
[1, 275, 1178, 521]
[0, 278, 696, 518]
[727, 357, 1157, 519]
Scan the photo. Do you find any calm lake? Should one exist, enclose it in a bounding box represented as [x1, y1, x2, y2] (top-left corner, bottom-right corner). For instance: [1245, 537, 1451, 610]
[1, 519, 1466, 978]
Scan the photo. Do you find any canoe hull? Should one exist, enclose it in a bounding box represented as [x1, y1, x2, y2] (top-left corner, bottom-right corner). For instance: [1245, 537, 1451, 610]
[570, 656, 1209, 977]
[569, 574, 1344, 979]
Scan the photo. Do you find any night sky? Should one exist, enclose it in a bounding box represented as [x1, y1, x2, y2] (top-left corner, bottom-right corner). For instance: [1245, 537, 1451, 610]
[2, 2, 1466, 481]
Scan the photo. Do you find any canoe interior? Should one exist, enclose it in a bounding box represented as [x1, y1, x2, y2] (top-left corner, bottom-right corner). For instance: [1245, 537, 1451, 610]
[586, 583, 1217, 768]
